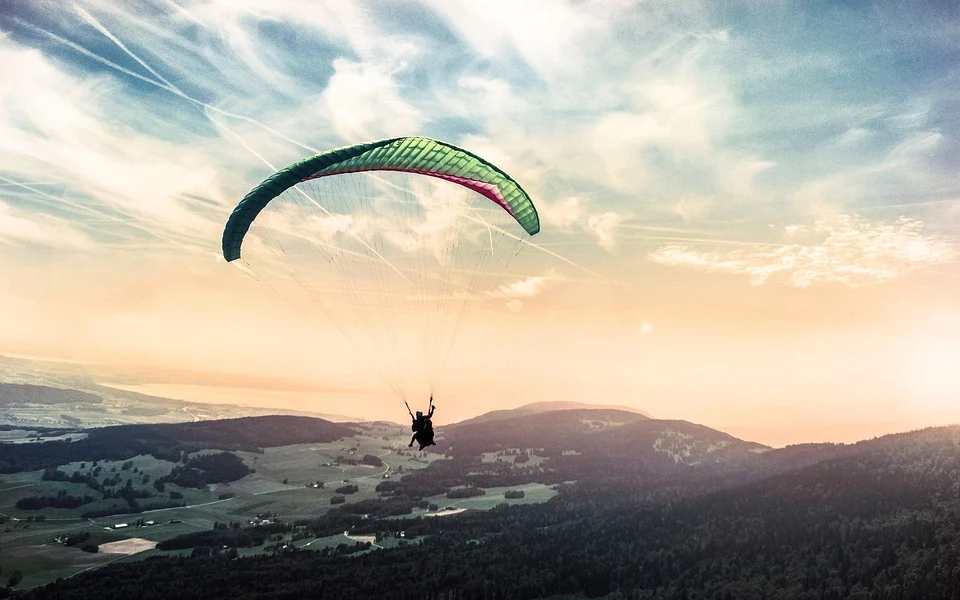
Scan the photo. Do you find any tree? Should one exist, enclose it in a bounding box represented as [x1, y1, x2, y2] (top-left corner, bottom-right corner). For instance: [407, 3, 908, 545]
[361, 454, 384, 467]
[7, 571, 22, 587]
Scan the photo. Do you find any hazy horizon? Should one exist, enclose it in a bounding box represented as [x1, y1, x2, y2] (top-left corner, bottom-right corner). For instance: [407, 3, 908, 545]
[3, 350, 952, 449]
[2, 2, 958, 449]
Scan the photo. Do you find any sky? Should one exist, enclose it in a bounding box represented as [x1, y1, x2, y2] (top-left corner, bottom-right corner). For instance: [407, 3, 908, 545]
[1, 0, 958, 447]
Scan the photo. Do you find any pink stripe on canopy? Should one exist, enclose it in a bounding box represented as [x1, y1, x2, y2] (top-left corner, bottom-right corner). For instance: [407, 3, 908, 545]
[300, 167, 516, 218]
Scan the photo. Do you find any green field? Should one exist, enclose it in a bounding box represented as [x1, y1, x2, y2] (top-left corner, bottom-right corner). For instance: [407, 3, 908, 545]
[480, 450, 549, 466]
[0, 422, 552, 591]
[0, 430, 90, 444]
[398, 482, 558, 517]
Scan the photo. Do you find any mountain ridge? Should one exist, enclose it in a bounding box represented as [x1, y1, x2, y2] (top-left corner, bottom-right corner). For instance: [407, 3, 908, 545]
[454, 400, 650, 426]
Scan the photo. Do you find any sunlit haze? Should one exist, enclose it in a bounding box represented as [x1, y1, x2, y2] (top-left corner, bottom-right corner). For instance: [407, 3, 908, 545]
[2, 1, 958, 447]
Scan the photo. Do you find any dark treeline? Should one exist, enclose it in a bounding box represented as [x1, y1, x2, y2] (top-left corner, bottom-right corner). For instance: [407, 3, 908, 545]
[79, 500, 184, 520]
[361, 454, 384, 467]
[42, 469, 101, 491]
[0, 416, 357, 473]
[157, 522, 290, 551]
[16, 426, 959, 600]
[156, 452, 253, 489]
[0, 424, 66, 433]
[15, 492, 95, 510]
[384, 455, 557, 499]
[446, 486, 485, 499]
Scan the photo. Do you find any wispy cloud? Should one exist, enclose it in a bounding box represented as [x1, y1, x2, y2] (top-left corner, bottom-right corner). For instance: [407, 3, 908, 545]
[588, 212, 629, 252]
[489, 268, 561, 313]
[423, 0, 593, 77]
[320, 58, 424, 142]
[0, 200, 93, 249]
[539, 196, 585, 230]
[649, 215, 956, 287]
[0, 34, 229, 255]
[496, 269, 557, 299]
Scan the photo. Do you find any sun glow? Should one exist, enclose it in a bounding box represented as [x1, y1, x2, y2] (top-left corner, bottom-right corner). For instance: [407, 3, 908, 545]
[903, 337, 960, 420]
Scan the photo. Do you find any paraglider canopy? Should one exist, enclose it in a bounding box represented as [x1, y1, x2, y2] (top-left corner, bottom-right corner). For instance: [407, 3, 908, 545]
[222, 136, 539, 263]
[221, 135, 540, 401]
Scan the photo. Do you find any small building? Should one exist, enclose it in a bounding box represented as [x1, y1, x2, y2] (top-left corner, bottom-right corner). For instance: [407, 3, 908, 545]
[113, 523, 128, 529]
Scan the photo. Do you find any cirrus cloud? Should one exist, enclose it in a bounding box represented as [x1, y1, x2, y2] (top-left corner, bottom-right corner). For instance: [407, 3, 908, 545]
[648, 215, 956, 287]
[588, 212, 629, 252]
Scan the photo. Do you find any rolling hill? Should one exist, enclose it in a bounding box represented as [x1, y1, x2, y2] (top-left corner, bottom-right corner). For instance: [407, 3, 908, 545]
[437, 407, 650, 455]
[454, 400, 650, 426]
[0, 383, 103, 406]
[0, 415, 359, 472]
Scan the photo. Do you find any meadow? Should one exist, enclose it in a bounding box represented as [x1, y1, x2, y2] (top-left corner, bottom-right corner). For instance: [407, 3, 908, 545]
[0, 420, 553, 589]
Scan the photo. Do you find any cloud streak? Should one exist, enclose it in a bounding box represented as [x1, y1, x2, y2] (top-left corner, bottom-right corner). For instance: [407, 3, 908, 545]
[649, 215, 956, 287]
[489, 269, 561, 313]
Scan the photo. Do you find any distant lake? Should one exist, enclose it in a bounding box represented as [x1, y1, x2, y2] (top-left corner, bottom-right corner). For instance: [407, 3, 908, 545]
[99, 383, 381, 421]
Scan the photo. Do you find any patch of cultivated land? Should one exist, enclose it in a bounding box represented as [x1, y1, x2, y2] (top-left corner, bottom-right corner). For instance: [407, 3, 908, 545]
[479, 450, 549, 466]
[98, 537, 157, 554]
[381, 482, 559, 521]
[294, 532, 368, 550]
[1, 523, 159, 589]
[430, 482, 557, 511]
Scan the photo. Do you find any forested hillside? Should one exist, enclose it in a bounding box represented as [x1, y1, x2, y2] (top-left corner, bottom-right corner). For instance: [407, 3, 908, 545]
[17, 425, 958, 600]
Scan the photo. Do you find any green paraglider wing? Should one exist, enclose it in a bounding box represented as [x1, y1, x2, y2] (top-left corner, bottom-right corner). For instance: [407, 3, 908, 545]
[222, 136, 539, 262]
